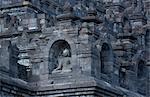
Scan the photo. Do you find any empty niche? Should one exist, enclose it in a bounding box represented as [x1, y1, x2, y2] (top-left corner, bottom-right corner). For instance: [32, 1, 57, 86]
[137, 60, 147, 95]
[145, 29, 150, 47]
[100, 43, 114, 74]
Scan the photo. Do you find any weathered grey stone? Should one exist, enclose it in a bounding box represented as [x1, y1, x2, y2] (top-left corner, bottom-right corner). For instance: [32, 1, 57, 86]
[0, 0, 150, 97]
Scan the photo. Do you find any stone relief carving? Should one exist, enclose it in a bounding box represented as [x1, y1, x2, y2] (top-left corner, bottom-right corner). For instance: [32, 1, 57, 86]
[52, 48, 72, 73]
[0, 0, 149, 96]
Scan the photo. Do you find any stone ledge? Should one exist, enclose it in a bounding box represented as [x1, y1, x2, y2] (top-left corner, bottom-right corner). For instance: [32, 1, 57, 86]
[0, 74, 146, 97]
[0, 73, 34, 96]
[34, 79, 123, 97]
[0, 29, 41, 39]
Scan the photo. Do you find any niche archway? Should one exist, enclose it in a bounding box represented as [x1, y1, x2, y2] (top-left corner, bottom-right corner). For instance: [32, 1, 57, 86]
[100, 43, 114, 74]
[137, 60, 147, 95]
[123, 17, 132, 33]
[137, 60, 146, 79]
[145, 30, 150, 47]
[48, 40, 71, 74]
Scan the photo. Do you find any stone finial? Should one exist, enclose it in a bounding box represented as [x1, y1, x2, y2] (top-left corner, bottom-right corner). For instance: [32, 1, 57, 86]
[81, 2, 101, 23]
[105, 9, 115, 22]
[133, 0, 144, 16]
[73, 0, 87, 17]
[63, 0, 73, 14]
[87, 2, 97, 16]
[124, 0, 144, 19]
[56, 0, 79, 21]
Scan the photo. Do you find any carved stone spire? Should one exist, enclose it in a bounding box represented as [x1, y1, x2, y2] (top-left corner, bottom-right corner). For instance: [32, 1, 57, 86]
[133, 0, 144, 16]
[82, 2, 100, 23]
[56, 0, 79, 21]
[87, 2, 97, 16]
[63, 0, 73, 14]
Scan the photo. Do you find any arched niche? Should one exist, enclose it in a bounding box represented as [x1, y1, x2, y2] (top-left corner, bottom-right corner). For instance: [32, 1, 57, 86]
[137, 60, 147, 95]
[48, 40, 71, 74]
[137, 60, 146, 79]
[145, 29, 150, 47]
[123, 17, 132, 33]
[100, 43, 114, 74]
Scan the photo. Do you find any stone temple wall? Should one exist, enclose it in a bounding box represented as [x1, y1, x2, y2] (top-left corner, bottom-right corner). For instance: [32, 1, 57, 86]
[0, 0, 150, 97]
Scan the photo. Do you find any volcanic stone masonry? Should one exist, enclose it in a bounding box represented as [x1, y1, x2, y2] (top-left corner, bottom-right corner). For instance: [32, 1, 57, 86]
[0, 0, 150, 97]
